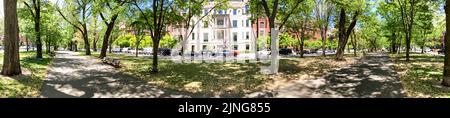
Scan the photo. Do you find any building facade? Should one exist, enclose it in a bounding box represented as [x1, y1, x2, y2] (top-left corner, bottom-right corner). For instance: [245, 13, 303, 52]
[183, 0, 254, 53]
[252, 18, 270, 38]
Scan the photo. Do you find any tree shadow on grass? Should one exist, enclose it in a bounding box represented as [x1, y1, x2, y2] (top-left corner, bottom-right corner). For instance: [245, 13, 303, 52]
[121, 60, 271, 98]
[41, 69, 185, 98]
[43, 52, 272, 98]
[95, 52, 274, 97]
[262, 54, 406, 98]
[390, 53, 449, 97]
[399, 62, 449, 97]
[279, 59, 337, 77]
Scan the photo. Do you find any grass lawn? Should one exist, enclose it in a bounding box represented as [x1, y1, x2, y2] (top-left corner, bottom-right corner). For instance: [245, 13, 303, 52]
[90, 52, 360, 97]
[0, 51, 53, 98]
[390, 53, 450, 98]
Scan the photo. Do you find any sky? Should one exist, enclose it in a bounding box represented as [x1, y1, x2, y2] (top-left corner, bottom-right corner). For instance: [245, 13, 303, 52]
[0, 1, 3, 18]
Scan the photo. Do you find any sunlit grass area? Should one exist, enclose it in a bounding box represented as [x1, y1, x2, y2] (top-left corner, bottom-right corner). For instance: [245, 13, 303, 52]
[0, 51, 52, 98]
[91, 52, 360, 97]
[390, 53, 450, 98]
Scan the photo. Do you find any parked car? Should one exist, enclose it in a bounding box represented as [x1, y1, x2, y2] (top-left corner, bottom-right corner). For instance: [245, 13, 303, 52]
[438, 49, 445, 54]
[310, 49, 318, 54]
[112, 48, 121, 53]
[143, 48, 153, 55]
[258, 49, 271, 56]
[300, 50, 310, 54]
[156, 48, 170, 56]
[200, 50, 214, 56]
[122, 48, 130, 53]
[326, 50, 336, 53]
[279, 48, 293, 55]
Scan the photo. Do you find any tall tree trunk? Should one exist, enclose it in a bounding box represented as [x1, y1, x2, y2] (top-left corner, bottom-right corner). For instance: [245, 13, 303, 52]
[421, 32, 425, 54]
[34, 22, 42, 56]
[99, 17, 117, 58]
[260, 0, 280, 74]
[269, 18, 279, 74]
[406, 33, 411, 61]
[34, 1, 43, 59]
[300, 35, 304, 58]
[68, 41, 72, 51]
[93, 38, 97, 52]
[421, 45, 424, 54]
[321, 30, 326, 57]
[398, 34, 402, 54]
[255, 18, 259, 61]
[26, 38, 29, 51]
[136, 45, 139, 57]
[82, 26, 91, 55]
[391, 32, 397, 53]
[442, 0, 450, 86]
[151, 39, 160, 73]
[109, 36, 113, 53]
[335, 9, 359, 61]
[405, 0, 415, 62]
[353, 41, 357, 57]
[135, 39, 140, 57]
[296, 33, 303, 58]
[2, 0, 21, 76]
[336, 8, 346, 60]
[74, 41, 78, 52]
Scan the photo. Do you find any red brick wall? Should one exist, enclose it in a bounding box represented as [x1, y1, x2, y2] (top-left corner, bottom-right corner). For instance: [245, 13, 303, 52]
[252, 18, 270, 37]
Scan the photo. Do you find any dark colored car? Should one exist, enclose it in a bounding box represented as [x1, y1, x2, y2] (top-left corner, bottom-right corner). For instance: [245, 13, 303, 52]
[279, 48, 293, 55]
[438, 49, 445, 54]
[301, 50, 310, 54]
[310, 49, 318, 54]
[158, 48, 172, 56]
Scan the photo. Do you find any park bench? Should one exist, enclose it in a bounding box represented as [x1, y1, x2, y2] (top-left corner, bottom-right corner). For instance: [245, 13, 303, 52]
[102, 57, 121, 68]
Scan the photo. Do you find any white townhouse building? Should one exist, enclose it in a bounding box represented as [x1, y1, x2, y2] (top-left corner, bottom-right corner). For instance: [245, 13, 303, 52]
[184, 0, 255, 53]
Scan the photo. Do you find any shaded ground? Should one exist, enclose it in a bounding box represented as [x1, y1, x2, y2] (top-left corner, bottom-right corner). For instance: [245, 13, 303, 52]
[41, 51, 193, 98]
[41, 51, 406, 98]
[90, 52, 271, 98]
[391, 53, 450, 98]
[252, 53, 406, 98]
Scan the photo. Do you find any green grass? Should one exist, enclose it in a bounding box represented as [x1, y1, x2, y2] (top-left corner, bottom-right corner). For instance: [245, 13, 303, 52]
[91, 53, 270, 96]
[390, 53, 450, 98]
[0, 51, 53, 98]
[90, 52, 359, 97]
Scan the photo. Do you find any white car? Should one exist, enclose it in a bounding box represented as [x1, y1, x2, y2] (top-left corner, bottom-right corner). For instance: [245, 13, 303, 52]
[258, 49, 271, 56]
[122, 48, 129, 53]
[112, 48, 121, 53]
[143, 48, 153, 55]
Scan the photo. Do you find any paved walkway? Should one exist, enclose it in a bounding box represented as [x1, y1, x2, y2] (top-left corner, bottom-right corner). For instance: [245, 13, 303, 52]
[254, 53, 406, 98]
[41, 51, 405, 98]
[40, 51, 188, 98]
